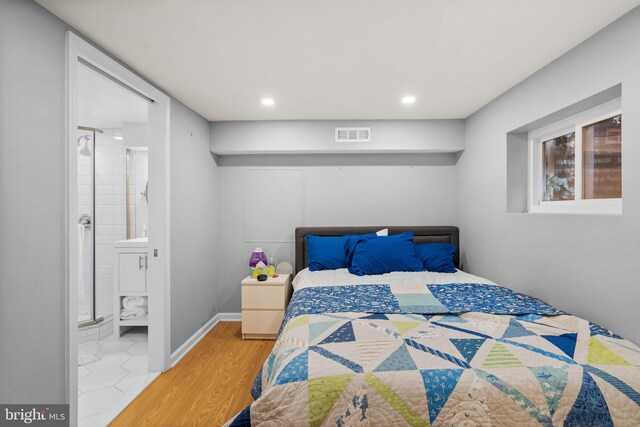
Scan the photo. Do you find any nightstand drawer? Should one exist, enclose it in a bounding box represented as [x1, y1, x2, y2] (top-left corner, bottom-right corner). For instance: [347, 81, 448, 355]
[242, 285, 286, 310]
[242, 310, 284, 336]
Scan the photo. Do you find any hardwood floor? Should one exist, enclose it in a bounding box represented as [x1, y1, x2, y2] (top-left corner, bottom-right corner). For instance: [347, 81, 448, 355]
[111, 322, 273, 426]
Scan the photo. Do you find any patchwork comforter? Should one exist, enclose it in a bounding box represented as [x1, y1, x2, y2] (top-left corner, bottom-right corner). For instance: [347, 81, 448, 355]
[228, 282, 640, 426]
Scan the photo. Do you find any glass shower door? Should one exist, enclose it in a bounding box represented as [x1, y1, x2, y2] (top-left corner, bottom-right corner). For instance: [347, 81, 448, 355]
[77, 128, 95, 324]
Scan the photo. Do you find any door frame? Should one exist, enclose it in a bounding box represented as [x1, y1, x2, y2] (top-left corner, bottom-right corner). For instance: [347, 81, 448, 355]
[65, 32, 171, 425]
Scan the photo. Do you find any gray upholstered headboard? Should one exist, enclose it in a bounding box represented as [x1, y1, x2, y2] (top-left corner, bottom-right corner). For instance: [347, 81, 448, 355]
[295, 226, 459, 274]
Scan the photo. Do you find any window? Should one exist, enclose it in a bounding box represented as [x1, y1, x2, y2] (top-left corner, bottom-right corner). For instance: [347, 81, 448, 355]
[583, 115, 622, 200]
[528, 99, 622, 214]
[542, 132, 575, 202]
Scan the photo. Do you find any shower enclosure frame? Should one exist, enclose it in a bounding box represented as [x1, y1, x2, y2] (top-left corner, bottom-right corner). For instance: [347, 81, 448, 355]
[77, 126, 104, 328]
[65, 31, 172, 426]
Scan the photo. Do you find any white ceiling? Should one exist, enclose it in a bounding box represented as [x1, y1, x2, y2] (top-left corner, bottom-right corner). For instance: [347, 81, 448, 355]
[40, 0, 640, 121]
[78, 62, 148, 129]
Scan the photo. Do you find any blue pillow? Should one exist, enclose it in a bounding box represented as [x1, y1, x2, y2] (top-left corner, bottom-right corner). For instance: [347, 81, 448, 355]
[307, 233, 377, 271]
[414, 243, 457, 273]
[307, 235, 351, 271]
[348, 232, 424, 276]
[344, 233, 377, 268]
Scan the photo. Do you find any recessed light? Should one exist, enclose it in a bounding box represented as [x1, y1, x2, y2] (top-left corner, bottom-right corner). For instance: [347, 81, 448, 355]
[402, 95, 416, 105]
[114, 136, 123, 140]
[261, 97, 275, 107]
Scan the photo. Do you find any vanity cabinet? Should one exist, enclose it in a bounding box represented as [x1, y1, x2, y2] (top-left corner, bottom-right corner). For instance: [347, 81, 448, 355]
[113, 238, 149, 337]
[118, 252, 147, 292]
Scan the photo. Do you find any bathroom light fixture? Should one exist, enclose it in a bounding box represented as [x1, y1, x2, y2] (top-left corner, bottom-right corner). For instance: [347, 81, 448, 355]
[114, 135, 123, 140]
[261, 97, 275, 107]
[402, 95, 416, 105]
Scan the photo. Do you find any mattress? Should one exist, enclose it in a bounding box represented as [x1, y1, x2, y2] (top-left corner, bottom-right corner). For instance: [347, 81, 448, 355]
[228, 269, 640, 426]
[292, 267, 497, 291]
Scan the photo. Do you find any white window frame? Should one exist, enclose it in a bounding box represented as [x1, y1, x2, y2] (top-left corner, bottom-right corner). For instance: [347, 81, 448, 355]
[528, 98, 622, 215]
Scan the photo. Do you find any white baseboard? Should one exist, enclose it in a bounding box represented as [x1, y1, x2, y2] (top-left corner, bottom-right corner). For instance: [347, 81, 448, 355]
[219, 312, 242, 321]
[170, 313, 220, 367]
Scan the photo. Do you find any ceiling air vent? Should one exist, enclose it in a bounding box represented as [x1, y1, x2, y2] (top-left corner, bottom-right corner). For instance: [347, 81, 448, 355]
[335, 127, 371, 143]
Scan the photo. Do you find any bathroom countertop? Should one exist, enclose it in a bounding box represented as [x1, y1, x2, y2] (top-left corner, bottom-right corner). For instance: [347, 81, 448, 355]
[113, 237, 148, 248]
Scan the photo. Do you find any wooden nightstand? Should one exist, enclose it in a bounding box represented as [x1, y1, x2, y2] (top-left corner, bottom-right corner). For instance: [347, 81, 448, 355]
[241, 274, 292, 339]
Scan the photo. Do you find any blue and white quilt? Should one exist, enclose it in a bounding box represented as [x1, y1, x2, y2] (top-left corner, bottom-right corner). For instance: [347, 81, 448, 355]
[229, 280, 640, 426]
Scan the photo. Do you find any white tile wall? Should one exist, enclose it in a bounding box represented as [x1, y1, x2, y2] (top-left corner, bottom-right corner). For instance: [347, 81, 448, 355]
[77, 316, 114, 344]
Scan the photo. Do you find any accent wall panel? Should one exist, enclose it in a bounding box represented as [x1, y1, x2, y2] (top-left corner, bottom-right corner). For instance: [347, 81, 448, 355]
[243, 168, 304, 243]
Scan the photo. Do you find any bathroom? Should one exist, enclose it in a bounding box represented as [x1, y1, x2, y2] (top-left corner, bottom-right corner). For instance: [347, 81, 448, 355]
[75, 61, 151, 425]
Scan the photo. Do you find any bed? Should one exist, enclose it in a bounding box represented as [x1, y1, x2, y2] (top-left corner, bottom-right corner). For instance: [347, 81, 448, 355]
[228, 226, 640, 426]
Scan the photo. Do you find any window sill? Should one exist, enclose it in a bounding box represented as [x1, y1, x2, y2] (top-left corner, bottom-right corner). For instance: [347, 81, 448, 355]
[525, 211, 622, 216]
[527, 198, 621, 216]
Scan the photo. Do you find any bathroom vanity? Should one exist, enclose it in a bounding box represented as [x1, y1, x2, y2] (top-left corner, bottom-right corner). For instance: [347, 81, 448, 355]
[113, 238, 149, 337]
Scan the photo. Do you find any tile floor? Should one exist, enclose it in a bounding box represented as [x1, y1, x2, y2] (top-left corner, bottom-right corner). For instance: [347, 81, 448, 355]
[78, 327, 148, 427]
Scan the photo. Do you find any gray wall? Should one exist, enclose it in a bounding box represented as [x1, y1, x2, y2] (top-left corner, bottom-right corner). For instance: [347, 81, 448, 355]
[210, 120, 464, 154]
[170, 100, 219, 352]
[456, 7, 640, 343]
[0, 0, 70, 404]
[213, 126, 460, 311]
[0, 0, 219, 403]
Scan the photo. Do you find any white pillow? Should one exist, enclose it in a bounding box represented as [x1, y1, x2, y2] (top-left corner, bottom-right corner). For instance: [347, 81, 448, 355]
[376, 228, 389, 236]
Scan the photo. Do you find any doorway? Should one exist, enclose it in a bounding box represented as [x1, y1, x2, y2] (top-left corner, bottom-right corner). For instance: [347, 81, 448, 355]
[66, 32, 171, 426]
